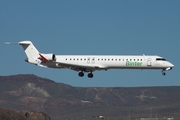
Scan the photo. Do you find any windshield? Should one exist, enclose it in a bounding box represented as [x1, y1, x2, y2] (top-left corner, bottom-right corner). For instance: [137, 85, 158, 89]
[156, 58, 166, 61]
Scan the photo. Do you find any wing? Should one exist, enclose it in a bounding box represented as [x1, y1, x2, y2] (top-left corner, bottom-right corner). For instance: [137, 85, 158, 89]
[38, 54, 106, 72]
[55, 62, 105, 72]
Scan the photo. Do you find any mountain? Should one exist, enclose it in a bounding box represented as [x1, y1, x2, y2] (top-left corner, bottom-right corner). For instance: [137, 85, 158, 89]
[0, 74, 180, 120]
[0, 108, 50, 120]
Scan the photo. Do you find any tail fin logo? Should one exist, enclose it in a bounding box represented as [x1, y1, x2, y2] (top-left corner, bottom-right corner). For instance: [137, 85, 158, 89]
[39, 53, 49, 62]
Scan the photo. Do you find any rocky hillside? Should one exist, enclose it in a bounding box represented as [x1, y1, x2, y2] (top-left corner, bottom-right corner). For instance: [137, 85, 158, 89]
[0, 74, 180, 120]
[0, 108, 50, 120]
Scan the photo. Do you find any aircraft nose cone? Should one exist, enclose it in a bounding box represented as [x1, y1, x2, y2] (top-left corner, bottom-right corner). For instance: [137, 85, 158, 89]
[171, 64, 174, 67]
[169, 63, 174, 68]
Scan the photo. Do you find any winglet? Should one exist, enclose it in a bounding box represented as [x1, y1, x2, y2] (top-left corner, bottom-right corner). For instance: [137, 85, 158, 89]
[39, 53, 49, 62]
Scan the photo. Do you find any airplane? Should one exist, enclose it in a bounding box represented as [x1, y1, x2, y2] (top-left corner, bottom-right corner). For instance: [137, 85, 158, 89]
[5, 41, 174, 78]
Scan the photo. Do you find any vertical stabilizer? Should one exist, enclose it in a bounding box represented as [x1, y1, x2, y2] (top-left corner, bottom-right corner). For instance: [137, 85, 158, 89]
[18, 41, 39, 64]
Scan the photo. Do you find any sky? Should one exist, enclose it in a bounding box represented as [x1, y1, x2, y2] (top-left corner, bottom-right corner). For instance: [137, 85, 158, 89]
[0, 0, 179, 87]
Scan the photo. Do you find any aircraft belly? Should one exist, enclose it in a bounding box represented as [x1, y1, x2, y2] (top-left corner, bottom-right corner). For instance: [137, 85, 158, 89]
[41, 62, 60, 68]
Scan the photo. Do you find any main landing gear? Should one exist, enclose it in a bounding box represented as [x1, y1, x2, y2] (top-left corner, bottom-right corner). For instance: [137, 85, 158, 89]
[78, 71, 93, 78]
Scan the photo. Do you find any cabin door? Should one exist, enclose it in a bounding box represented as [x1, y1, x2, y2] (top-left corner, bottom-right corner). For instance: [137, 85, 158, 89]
[87, 57, 95, 64]
[147, 58, 152, 66]
[91, 57, 95, 64]
[87, 57, 90, 64]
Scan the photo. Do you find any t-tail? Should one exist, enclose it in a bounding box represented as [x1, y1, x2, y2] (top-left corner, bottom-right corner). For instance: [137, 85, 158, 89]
[18, 41, 40, 64]
[5, 41, 56, 66]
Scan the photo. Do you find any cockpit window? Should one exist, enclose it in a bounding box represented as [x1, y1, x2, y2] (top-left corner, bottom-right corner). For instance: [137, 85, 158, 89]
[156, 58, 166, 61]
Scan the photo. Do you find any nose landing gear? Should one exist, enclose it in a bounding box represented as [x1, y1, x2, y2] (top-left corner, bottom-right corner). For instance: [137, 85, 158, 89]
[162, 70, 166, 76]
[162, 72, 166, 76]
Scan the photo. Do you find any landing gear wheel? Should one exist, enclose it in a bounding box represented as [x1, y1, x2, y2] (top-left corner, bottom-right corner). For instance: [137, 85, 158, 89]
[162, 72, 166, 76]
[78, 72, 84, 77]
[88, 73, 93, 78]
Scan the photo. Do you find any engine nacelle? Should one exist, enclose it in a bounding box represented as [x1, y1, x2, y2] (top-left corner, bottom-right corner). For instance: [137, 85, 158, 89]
[39, 53, 56, 61]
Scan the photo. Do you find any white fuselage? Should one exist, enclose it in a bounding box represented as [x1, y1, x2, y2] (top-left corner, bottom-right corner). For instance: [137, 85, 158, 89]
[42, 55, 173, 72]
[6, 41, 174, 78]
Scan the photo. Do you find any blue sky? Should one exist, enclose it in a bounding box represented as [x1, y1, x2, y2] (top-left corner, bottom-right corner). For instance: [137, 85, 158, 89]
[0, 0, 179, 87]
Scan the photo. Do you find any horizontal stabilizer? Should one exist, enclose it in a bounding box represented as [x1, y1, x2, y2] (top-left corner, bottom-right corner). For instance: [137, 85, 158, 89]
[5, 41, 32, 45]
[4, 42, 19, 44]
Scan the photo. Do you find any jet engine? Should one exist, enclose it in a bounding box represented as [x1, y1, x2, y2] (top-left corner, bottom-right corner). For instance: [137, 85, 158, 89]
[39, 53, 56, 61]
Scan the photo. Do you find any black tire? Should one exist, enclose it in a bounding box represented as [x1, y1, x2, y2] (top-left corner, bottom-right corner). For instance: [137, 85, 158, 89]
[78, 72, 84, 77]
[162, 72, 166, 76]
[88, 73, 93, 78]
